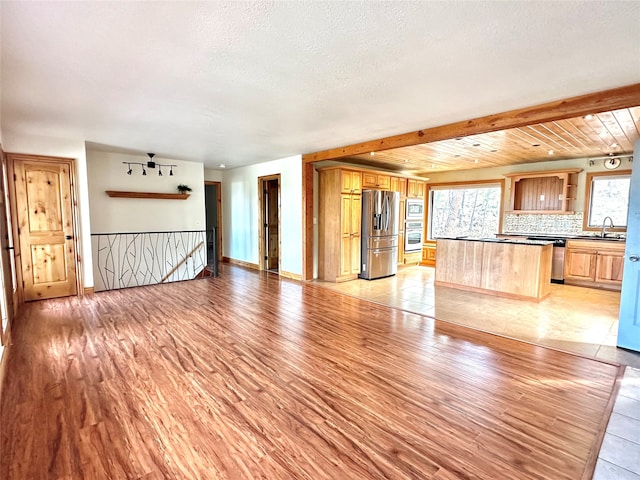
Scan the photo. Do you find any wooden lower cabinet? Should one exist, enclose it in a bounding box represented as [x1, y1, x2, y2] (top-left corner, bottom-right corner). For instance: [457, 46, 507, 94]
[421, 242, 436, 267]
[564, 240, 624, 291]
[404, 251, 421, 265]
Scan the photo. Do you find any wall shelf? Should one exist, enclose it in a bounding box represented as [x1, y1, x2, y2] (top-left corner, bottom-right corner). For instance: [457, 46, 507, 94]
[105, 190, 190, 200]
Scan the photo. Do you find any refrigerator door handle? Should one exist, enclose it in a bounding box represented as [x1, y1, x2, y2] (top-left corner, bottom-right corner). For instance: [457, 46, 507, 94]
[383, 195, 390, 231]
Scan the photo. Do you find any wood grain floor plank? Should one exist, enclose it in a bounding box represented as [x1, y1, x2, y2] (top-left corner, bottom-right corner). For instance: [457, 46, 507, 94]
[0, 265, 621, 479]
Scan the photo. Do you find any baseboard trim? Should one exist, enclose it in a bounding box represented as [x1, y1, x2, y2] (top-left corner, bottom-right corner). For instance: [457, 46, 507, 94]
[280, 270, 302, 281]
[83, 287, 95, 295]
[222, 257, 260, 271]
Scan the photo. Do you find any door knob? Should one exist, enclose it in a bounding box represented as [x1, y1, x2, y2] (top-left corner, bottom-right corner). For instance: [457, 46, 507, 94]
[630, 255, 640, 262]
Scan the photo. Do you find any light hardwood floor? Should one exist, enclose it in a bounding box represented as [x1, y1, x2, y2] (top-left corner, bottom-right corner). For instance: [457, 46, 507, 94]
[319, 266, 640, 368]
[0, 265, 622, 479]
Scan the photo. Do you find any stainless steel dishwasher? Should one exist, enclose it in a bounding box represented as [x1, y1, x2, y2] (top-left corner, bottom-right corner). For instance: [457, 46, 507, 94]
[527, 237, 566, 284]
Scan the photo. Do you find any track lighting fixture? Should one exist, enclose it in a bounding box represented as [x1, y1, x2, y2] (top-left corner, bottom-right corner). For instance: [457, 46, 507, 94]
[122, 153, 177, 176]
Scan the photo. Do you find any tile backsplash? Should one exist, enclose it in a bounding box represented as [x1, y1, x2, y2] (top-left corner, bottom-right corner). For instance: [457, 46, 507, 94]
[503, 213, 584, 235]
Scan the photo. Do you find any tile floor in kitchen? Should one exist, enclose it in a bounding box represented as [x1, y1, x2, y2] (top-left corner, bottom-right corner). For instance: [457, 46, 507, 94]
[316, 265, 640, 479]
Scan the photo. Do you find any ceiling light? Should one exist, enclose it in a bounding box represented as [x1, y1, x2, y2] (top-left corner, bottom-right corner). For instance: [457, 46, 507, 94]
[403, 159, 409, 163]
[585, 114, 593, 120]
[121, 153, 177, 176]
[370, 152, 375, 156]
[473, 143, 480, 147]
[431, 164, 435, 168]
[548, 150, 554, 155]
[532, 144, 540, 147]
[491, 149, 498, 153]
[611, 143, 618, 148]
[219, 164, 226, 168]
[599, 132, 607, 138]
[474, 159, 479, 164]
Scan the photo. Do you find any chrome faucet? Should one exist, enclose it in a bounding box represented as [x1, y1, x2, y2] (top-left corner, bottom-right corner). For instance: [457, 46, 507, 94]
[601, 216, 614, 238]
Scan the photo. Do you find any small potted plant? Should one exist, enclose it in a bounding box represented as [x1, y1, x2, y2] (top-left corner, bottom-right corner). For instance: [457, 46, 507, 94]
[177, 184, 192, 194]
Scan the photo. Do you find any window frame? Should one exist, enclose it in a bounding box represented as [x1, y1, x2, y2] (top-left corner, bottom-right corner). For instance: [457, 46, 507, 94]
[426, 179, 505, 240]
[582, 170, 631, 233]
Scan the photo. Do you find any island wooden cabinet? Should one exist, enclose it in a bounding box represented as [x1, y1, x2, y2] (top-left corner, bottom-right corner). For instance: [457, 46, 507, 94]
[565, 239, 625, 291]
[319, 167, 362, 282]
[407, 179, 426, 198]
[435, 239, 553, 301]
[362, 172, 390, 190]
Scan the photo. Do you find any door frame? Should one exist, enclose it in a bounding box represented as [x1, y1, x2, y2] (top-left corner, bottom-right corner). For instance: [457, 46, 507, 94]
[6, 153, 83, 302]
[204, 181, 223, 262]
[257, 174, 281, 273]
[0, 148, 16, 345]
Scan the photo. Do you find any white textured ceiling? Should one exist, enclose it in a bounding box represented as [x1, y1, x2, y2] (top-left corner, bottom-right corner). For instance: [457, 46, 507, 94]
[1, 1, 639, 169]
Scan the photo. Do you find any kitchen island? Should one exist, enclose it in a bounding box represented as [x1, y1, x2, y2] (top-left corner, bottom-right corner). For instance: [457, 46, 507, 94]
[435, 238, 553, 301]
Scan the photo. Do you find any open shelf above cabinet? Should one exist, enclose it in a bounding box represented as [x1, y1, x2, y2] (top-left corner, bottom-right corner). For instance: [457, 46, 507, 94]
[105, 191, 190, 200]
[504, 168, 582, 214]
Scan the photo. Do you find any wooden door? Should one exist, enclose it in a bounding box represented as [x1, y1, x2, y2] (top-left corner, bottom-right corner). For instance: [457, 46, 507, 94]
[350, 195, 361, 274]
[595, 251, 625, 284]
[340, 194, 352, 276]
[564, 249, 595, 281]
[266, 179, 279, 270]
[0, 151, 14, 343]
[618, 139, 640, 351]
[14, 158, 77, 301]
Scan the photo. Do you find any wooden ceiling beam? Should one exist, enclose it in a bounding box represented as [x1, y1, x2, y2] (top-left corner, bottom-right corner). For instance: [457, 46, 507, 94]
[302, 83, 640, 163]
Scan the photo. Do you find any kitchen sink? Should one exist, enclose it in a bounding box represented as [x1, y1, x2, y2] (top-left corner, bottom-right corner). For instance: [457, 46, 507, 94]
[571, 235, 626, 241]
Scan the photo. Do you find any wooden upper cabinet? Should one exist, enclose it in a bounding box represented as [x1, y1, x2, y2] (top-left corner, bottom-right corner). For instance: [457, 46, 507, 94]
[362, 172, 390, 190]
[407, 179, 426, 198]
[341, 170, 361, 194]
[391, 177, 407, 196]
[505, 169, 581, 214]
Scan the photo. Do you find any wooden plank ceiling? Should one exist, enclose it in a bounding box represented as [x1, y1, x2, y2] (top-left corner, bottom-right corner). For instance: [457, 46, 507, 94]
[340, 107, 640, 175]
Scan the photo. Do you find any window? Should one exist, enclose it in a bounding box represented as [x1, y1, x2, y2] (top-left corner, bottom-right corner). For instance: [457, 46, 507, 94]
[585, 171, 631, 230]
[428, 182, 503, 239]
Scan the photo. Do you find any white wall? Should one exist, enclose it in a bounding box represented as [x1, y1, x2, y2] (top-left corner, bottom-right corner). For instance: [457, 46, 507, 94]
[204, 169, 223, 182]
[221, 154, 302, 276]
[1, 131, 93, 287]
[86, 150, 205, 233]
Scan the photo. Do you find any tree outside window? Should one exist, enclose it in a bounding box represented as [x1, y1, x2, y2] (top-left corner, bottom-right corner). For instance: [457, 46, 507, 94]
[586, 172, 631, 230]
[429, 184, 502, 239]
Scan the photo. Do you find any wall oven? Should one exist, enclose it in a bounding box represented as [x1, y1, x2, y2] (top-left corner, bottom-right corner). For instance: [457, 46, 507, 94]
[405, 221, 423, 252]
[406, 198, 425, 220]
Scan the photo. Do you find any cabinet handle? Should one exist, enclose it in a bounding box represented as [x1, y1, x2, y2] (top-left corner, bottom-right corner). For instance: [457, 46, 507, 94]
[630, 255, 639, 262]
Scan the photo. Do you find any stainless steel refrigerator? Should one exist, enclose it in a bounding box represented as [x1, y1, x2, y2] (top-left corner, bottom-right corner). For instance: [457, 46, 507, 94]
[359, 190, 400, 280]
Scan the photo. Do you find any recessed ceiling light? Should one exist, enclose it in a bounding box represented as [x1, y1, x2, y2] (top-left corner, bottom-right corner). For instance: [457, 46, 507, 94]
[403, 159, 409, 163]
[370, 152, 375, 156]
[548, 150, 554, 155]
[611, 143, 618, 148]
[599, 132, 607, 138]
[219, 164, 226, 168]
[474, 159, 479, 164]
[585, 114, 593, 120]
[431, 164, 435, 168]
